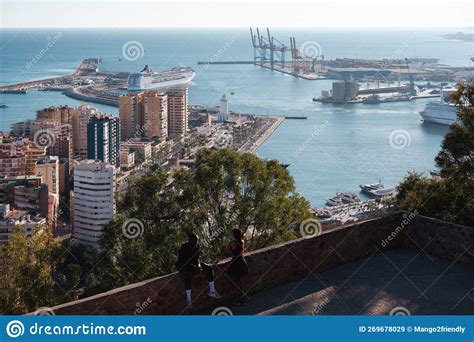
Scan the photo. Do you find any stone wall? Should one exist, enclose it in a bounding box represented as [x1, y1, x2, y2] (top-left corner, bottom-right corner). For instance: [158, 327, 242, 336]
[49, 212, 473, 315]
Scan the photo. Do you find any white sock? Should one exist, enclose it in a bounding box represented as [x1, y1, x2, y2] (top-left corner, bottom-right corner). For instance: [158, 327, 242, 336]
[186, 290, 192, 302]
[208, 281, 216, 293]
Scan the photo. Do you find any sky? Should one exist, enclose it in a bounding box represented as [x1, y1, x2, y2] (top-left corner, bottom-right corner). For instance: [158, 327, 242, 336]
[1, 0, 473, 28]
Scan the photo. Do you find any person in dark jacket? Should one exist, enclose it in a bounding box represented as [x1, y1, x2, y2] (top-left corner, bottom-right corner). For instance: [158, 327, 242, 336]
[176, 233, 221, 308]
[225, 228, 249, 304]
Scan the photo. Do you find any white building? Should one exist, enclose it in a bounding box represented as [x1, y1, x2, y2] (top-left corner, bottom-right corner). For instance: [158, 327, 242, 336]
[219, 94, 229, 122]
[72, 160, 115, 247]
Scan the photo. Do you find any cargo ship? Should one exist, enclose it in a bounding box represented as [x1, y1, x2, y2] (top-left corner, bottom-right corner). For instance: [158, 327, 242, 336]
[127, 65, 195, 91]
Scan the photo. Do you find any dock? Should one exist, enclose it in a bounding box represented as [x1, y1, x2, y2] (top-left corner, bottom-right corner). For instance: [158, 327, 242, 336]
[238, 116, 285, 153]
[285, 116, 307, 120]
[0, 58, 101, 91]
[197, 61, 254, 65]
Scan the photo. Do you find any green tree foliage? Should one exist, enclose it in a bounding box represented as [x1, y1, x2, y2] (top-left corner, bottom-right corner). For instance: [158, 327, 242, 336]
[397, 82, 474, 226]
[0, 226, 61, 314]
[91, 149, 311, 290]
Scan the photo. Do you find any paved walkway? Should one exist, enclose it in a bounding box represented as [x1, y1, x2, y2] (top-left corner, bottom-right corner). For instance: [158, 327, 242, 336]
[219, 249, 473, 315]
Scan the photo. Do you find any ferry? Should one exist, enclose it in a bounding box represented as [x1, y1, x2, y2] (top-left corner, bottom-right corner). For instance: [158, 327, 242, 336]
[127, 65, 195, 91]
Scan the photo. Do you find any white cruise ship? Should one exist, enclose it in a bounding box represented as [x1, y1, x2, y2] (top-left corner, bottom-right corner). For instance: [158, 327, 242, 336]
[127, 65, 195, 91]
[419, 101, 458, 125]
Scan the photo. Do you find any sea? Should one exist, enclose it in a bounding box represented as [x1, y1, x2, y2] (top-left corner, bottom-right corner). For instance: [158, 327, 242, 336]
[0, 28, 472, 207]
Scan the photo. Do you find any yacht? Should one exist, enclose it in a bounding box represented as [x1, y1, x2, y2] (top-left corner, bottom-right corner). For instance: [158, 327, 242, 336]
[360, 180, 384, 194]
[326, 194, 343, 207]
[340, 192, 361, 204]
[368, 187, 396, 198]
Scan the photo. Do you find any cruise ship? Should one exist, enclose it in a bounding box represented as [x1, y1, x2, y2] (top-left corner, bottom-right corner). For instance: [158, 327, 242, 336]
[419, 101, 458, 125]
[127, 65, 195, 91]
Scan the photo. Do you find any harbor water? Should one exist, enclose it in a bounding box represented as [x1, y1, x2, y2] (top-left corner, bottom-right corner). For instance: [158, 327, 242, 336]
[0, 28, 471, 206]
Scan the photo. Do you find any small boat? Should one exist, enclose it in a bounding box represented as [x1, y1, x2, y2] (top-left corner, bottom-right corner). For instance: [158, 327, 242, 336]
[340, 192, 361, 204]
[230, 91, 235, 95]
[0, 104, 8, 108]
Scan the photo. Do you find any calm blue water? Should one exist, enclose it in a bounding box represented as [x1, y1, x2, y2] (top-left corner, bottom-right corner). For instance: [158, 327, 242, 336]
[0, 28, 471, 206]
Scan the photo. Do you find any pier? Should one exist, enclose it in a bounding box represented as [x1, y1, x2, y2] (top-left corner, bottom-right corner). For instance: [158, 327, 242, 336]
[0, 58, 101, 91]
[197, 61, 254, 65]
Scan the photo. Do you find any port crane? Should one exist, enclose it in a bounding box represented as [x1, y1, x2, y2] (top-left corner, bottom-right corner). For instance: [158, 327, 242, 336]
[250, 28, 289, 69]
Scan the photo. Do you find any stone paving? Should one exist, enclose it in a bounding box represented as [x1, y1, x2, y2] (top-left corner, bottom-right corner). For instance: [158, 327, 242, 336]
[227, 249, 474, 315]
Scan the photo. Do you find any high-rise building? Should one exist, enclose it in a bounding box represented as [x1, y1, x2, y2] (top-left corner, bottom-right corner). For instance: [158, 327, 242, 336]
[71, 104, 99, 159]
[87, 115, 120, 167]
[37, 105, 76, 124]
[119, 91, 168, 141]
[35, 155, 59, 196]
[119, 93, 139, 140]
[167, 87, 188, 137]
[143, 91, 168, 140]
[72, 161, 115, 247]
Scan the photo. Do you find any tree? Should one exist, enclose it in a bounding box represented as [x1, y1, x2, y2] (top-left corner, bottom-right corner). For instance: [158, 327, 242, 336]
[89, 149, 312, 291]
[174, 149, 312, 260]
[0, 226, 61, 314]
[397, 82, 474, 226]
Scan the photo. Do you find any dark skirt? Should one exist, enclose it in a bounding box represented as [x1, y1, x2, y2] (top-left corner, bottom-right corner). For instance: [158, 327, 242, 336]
[226, 255, 249, 278]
